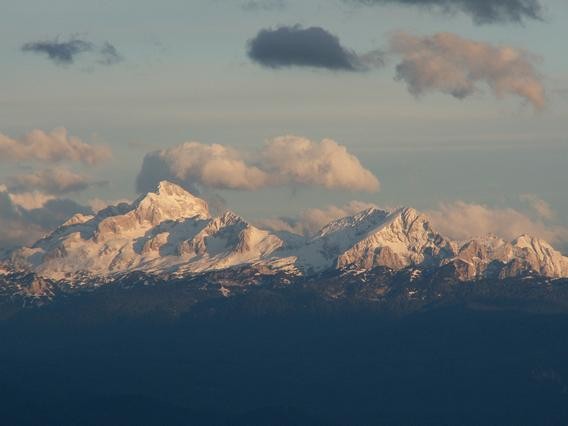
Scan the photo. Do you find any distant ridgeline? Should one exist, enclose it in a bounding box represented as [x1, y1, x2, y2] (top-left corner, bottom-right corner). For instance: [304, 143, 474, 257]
[1, 180, 568, 318]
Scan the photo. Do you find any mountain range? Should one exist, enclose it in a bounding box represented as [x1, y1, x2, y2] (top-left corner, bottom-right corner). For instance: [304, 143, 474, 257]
[3, 181, 568, 425]
[1, 180, 568, 314]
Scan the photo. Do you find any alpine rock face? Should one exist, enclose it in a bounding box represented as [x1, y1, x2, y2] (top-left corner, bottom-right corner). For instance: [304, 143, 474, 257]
[3, 181, 568, 286]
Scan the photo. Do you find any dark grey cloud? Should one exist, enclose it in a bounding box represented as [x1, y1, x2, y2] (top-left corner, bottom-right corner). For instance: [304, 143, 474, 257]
[0, 191, 21, 222]
[136, 150, 193, 194]
[247, 25, 383, 71]
[21, 38, 93, 65]
[344, 0, 543, 24]
[21, 37, 123, 66]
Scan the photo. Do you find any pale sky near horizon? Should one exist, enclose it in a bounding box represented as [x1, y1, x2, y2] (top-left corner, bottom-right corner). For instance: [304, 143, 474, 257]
[1, 0, 567, 248]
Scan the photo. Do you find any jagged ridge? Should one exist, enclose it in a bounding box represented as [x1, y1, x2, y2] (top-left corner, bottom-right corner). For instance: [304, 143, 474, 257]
[3, 181, 568, 282]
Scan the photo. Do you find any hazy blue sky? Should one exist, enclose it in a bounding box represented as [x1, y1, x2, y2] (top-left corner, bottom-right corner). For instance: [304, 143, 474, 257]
[1, 0, 567, 248]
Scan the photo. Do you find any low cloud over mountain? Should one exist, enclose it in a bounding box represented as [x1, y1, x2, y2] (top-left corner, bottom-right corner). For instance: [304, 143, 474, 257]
[136, 136, 379, 193]
[428, 200, 568, 249]
[0, 186, 92, 249]
[258, 200, 379, 236]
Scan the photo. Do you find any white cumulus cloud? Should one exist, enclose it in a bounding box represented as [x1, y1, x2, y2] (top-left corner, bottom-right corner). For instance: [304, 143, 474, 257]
[136, 136, 379, 194]
[261, 136, 380, 192]
[0, 127, 112, 165]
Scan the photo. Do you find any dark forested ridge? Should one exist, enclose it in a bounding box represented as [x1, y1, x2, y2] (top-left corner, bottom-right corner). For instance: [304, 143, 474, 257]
[2, 271, 568, 425]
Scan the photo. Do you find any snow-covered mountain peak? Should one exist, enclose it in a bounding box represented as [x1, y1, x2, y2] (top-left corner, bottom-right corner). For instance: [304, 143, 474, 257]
[89, 184, 209, 244]
[155, 180, 188, 195]
[317, 207, 390, 238]
[335, 207, 456, 270]
[318, 206, 427, 240]
[7, 182, 286, 279]
[3, 182, 568, 282]
[132, 181, 210, 225]
[456, 234, 508, 258]
[446, 232, 568, 280]
[393, 206, 419, 219]
[284, 206, 455, 273]
[509, 235, 568, 276]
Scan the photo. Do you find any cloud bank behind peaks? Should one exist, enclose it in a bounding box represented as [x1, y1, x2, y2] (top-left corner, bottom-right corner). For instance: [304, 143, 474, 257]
[345, 0, 543, 24]
[390, 32, 546, 109]
[137, 142, 270, 193]
[258, 200, 379, 236]
[22, 37, 123, 66]
[0, 128, 111, 165]
[136, 136, 379, 193]
[427, 201, 568, 248]
[0, 186, 93, 249]
[248, 26, 383, 71]
[6, 168, 107, 195]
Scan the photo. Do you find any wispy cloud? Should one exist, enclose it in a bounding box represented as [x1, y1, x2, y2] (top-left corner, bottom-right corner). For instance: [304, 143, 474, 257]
[21, 37, 123, 66]
[389, 32, 546, 109]
[520, 193, 555, 220]
[258, 201, 379, 236]
[97, 41, 123, 65]
[344, 0, 543, 24]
